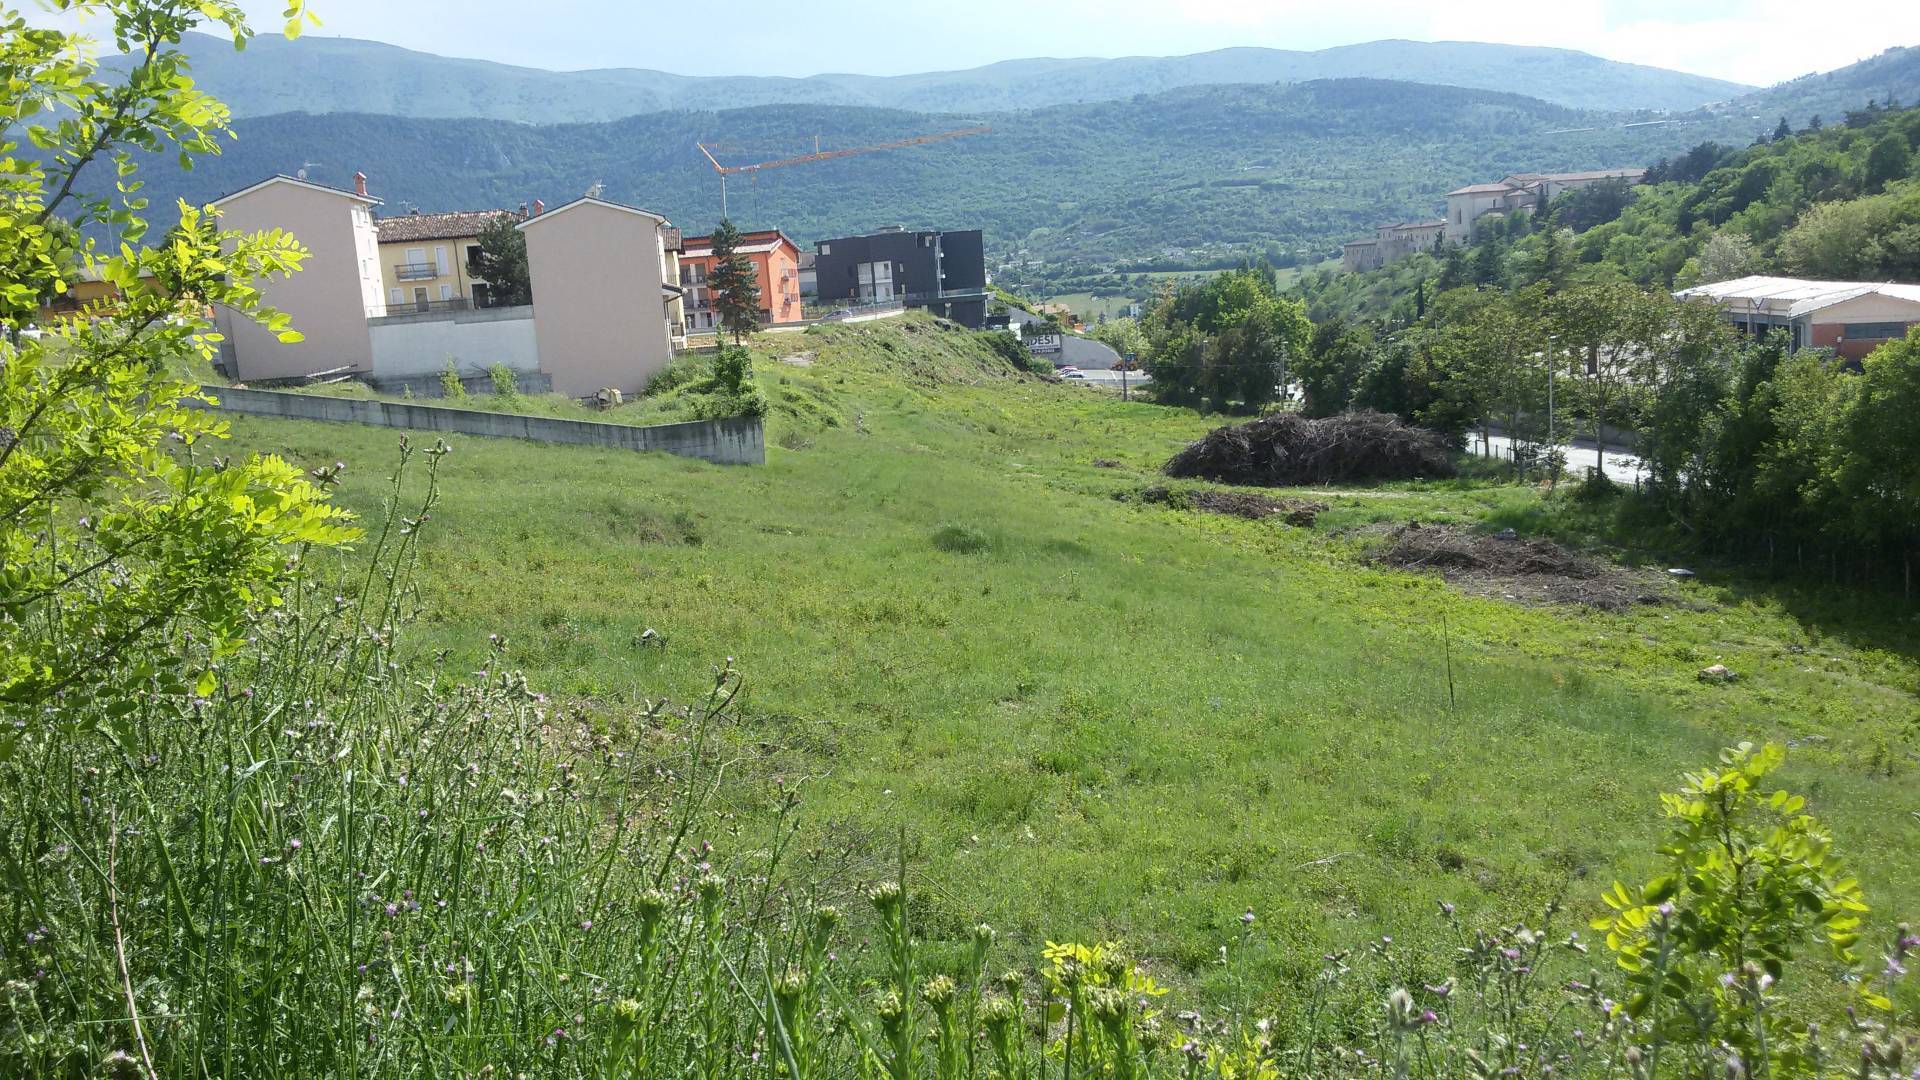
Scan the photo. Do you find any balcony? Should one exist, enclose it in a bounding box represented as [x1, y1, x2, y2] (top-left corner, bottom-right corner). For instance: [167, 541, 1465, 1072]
[394, 262, 439, 281]
[381, 298, 472, 317]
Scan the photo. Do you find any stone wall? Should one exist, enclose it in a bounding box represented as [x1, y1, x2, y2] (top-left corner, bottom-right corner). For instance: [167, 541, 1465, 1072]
[197, 385, 763, 465]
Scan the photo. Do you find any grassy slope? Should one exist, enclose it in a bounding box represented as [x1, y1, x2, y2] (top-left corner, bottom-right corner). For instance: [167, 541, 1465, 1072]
[224, 315, 1920, 999]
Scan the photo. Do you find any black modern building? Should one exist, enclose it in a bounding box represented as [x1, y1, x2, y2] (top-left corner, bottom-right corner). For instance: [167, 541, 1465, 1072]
[812, 227, 990, 328]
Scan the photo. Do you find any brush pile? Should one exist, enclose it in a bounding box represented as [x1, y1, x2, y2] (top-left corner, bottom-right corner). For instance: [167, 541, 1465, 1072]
[1164, 411, 1453, 486]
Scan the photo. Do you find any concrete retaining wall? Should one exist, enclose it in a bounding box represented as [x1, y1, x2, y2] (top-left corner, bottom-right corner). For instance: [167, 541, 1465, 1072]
[198, 385, 763, 465]
[368, 305, 538, 378]
[364, 371, 553, 399]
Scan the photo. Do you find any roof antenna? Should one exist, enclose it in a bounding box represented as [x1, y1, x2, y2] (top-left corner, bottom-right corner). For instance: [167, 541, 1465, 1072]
[585, 180, 604, 199]
[296, 161, 323, 181]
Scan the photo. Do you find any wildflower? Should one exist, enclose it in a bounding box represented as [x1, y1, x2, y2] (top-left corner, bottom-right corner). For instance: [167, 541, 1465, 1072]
[385, 903, 399, 917]
[288, 838, 302, 852]
[1241, 909, 1256, 926]
[1386, 988, 1421, 1033]
[868, 880, 903, 915]
[696, 873, 726, 902]
[921, 975, 956, 1009]
[1424, 980, 1453, 998]
[1439, 900, 1456, 918]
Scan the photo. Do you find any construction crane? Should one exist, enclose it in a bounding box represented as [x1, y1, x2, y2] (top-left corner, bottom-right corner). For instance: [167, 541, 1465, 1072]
[696, 125, 990, 216]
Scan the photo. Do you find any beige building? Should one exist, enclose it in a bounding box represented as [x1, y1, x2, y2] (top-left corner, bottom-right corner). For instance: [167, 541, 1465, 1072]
[376, 205, 535, 311]
[519, 196, 685, 397]
[1443, 168, 1646, 244]
[210, 173, 386, 381]
[1342, 219, 1445, 272]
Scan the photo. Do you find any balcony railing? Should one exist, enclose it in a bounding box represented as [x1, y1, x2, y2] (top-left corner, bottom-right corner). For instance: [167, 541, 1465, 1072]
[380, 297, 472, 316]
[394, 262, 439, 281]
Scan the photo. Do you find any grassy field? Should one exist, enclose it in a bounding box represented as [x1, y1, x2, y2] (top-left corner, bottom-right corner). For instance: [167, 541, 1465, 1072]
[223, 314, 1920, 1007]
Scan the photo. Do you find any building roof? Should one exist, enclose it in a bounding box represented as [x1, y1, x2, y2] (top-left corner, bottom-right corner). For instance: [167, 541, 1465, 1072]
[516, 196, 668, 230]
[1343, 238, 1379, 249]
[1541, 168, 1647, 183]
[212, 174, 381, 207]
[681, 229, 800, 259]
[1383, 220, 1445, 231]
[1675, 275, 1920, 318]
[1447, 181, 1522, 196]
[377, 209, 523, 244]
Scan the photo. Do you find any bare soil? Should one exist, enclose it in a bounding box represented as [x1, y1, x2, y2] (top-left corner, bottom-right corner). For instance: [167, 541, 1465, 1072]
[1369, 523, 1673, 610]
[1133, 486, 1330, 525]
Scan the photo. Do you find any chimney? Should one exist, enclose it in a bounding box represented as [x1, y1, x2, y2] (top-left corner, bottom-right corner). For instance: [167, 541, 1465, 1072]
[532, 198, 544, 216]
[353, 171, 369, 198]
[519, 202, 528, 217]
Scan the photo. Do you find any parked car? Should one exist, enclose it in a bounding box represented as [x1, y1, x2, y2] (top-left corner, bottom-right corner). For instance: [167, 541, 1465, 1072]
[1064, 371, 1086, 379]
[821, 309, 855, 321]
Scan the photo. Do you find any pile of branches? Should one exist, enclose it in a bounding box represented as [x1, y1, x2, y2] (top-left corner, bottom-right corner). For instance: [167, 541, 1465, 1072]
[1165, 410, 1453, 487]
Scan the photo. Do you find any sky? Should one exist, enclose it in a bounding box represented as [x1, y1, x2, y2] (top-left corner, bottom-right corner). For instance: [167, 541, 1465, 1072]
[51, 0, 1920, 87]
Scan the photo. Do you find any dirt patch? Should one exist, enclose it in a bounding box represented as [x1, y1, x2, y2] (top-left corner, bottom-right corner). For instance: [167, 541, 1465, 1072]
[1133, 486, 1330, 525]
[1166, 411, 1453, 487]
[1370, 523, 1670, 610]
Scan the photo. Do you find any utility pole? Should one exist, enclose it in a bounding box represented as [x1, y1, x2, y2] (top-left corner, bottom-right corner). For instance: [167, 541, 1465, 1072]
[1121, 352, 1133, 401]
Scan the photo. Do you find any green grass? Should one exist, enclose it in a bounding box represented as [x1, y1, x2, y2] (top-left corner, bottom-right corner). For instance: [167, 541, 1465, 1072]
[222, 313, 1920, 999]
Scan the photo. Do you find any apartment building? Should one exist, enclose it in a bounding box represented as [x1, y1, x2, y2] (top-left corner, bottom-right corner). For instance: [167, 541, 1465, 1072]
[677, 228, 803, 331]
[518, 196, 685, 396]
[376, 204, 536, 311]
[813, 227, 990, 328]
[209, 172, 386, 381]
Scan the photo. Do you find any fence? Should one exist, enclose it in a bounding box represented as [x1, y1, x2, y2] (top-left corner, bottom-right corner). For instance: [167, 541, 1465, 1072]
[195, 385, 764, 465]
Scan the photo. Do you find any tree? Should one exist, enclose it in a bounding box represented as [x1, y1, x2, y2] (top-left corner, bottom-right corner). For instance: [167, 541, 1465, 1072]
[1, 0, 356, 718]
[1547, 284, 1662, 477]
[1295, 319, 1374, 417]
[466, 214, 531, 306]
[1686, 230, 1758, 285]
[708, 218, 761, 343]
[1772, 115, 1792, 142]
[1865, 132, 1914, 194]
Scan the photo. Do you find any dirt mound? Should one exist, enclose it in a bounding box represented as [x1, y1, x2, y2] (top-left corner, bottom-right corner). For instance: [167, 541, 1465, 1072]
[1134, 486, 1329, 525]
[1371, 523, 1668, 610]
[1165, 411, 1453, 487]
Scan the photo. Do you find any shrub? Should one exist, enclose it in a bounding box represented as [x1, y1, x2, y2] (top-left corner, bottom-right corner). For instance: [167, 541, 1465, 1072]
[438, 359, 466, 399]
[931, 522, 993, 554]
[488, 361, 520, 400]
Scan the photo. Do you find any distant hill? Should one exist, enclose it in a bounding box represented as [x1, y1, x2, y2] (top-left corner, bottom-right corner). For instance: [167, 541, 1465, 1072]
[127, 79, 1752, 270]
[140, 33, 1752, 122]
[1715, 46, 1920, 125]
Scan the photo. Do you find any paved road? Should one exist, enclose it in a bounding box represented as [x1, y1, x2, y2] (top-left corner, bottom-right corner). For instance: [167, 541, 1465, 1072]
[1470, 433, 1646, 484]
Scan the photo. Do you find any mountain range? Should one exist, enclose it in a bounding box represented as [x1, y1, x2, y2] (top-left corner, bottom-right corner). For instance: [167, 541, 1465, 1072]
[150, 33, 1754, 122]
[135, 79, 1756, 271]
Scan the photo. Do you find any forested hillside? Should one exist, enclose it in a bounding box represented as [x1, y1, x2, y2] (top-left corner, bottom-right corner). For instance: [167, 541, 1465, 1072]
[134, 80, 1751, 269]
[1716, 45, 1920, 126]
[1299, 102, 1920, 324]
[140, 32, 1752, 122]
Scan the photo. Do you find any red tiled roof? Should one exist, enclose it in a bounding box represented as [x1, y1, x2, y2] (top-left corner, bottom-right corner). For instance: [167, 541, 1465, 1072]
[376, 209, 524, 244]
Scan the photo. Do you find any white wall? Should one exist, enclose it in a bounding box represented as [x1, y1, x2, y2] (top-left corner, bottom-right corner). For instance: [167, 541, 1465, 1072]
[368, 306, 538, 378]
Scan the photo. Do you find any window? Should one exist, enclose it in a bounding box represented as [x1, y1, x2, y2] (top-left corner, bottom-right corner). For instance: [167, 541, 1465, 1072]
[435, 246, 449, 275]
[439, 284, 453, 301]
[388, 287, 402, 305]
[466, 244, 481, 269]
[1843, 321, 1911, 339]
[819, 244, 831, 255]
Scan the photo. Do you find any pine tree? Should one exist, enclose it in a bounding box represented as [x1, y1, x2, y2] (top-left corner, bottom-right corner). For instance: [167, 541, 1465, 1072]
[466, 216, 531, 307]
[1772, 115, 1792, 142]
[708, 218, 761, 343]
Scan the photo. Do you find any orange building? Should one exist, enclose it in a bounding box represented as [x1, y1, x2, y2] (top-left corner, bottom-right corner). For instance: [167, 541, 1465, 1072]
[677, 229, 802, 331]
